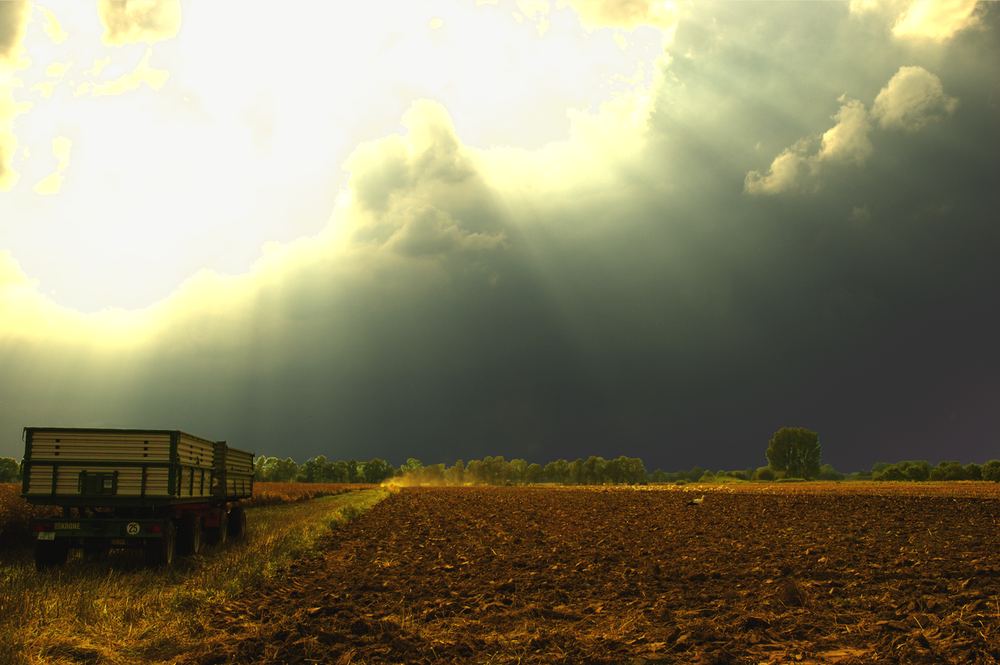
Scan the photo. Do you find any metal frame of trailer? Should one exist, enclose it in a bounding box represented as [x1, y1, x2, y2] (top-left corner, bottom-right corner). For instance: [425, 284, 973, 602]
[21, 427, 254, 568]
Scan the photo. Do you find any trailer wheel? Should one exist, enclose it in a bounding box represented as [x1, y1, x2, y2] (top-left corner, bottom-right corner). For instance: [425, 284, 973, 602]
[205, 510, 228, 547]
[146, 525, 175, 567]
[227, 506, 247, 541]
[35, 540, 69, 570]
[177, 513, 203, 556]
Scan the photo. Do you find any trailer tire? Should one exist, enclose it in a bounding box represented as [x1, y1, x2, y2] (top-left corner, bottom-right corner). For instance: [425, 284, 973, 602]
[205, 509, 228, 547]
[35, 540, 69, 570]
[227, 506, 247, 541]
[146, 525, 176, 566]
[177, 513, 203, 556]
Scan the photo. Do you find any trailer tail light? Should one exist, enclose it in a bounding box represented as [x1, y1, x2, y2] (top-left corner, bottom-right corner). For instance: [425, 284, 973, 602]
[32, 521, 54, 532]
[148, 523, 162, 534]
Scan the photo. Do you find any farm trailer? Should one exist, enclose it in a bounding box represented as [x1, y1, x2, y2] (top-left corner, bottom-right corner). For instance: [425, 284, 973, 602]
[21, 427, 253, 568]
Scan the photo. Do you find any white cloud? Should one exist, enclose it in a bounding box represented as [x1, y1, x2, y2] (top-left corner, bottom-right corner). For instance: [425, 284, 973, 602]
[872, 66, 958, 131]
[818, 98, 873, 165]
[746, 98, 872, 195]
[74, 48, 169, 97]
[747, 65, 957, 196]
[892, 0, 979, 42]
[0, 92, 20, 191]
[346, 101, 507, 258]
[0, 0, 28, 191]
[39, 5, 68, 44]
[98, 0, 181, 45]
[848, 0, 980, 43]
[744, 142, 812, 196]
[564, 0, 680, 32]
[33, 136, 72, 195]
[847, 0, 887, 13]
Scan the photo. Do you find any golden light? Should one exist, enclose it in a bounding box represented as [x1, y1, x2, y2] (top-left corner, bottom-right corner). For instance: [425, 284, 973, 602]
[0, 0, 675, 345]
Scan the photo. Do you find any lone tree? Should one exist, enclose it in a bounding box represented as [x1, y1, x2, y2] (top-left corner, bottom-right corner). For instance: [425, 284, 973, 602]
[766, 427, 821, 479]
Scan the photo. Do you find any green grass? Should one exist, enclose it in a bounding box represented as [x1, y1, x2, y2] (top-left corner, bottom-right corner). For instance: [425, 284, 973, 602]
[0, 488, 388, 665]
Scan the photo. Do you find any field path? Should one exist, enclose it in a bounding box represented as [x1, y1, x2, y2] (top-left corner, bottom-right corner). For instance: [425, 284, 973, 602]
[189, 485, 1000, 664]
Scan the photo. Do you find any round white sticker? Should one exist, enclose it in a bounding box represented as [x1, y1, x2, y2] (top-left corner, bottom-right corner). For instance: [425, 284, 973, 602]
[126, 522, 141, 536]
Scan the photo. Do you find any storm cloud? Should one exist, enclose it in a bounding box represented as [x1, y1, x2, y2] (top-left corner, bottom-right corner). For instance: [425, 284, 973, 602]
[1, 2, 998, 472]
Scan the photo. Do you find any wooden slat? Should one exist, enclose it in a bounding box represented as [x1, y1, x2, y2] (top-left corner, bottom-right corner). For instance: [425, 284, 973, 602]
[25, 464, 171, 497]
[30, 432, 172, 443]
[29, 431, 171, 463]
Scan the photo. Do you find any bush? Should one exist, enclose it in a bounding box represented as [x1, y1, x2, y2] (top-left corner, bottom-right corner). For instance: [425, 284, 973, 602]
[880, 465, 906, 481]
[930, 461, 968, 481]
[817, 464, 843, 480]
[983, 460, 1000, 482]
[753, 466, 775, 481]
[0, 458, 19, 483]
[902, 461, 930, 481]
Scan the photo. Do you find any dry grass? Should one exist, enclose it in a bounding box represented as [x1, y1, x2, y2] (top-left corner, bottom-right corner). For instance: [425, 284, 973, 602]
[0, 487, 388, 665]
[0, 484, 58, 547]
[249, 481, 375, 506]
[0, 482, 374, 547]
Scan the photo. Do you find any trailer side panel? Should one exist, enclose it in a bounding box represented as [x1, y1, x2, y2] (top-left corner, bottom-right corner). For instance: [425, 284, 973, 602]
[176, 432, 216, 499]
[23, 429, 174, 498]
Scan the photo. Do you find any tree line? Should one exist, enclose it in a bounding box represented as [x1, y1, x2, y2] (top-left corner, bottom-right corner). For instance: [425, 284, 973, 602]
[1, 424, 997, 485]
[870, 459, 1000, 481]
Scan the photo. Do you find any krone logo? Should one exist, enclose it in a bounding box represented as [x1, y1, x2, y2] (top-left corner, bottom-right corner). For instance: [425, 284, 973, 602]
[126, 522, 141, 536]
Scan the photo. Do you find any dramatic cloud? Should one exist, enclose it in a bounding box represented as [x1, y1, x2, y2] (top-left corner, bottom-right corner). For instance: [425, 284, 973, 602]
[346, 102, 508, 257]
[745, 98, 872, 195]
[98, 0, 181, 45]
[849, 0, 980, 42]
[891, 0, 980, 42]
[818, 99, 873, 165]
[746, 64, 957, 195]
[743, 142, 812, 196]
[872, 66, 958, 131]
[1, 2, 998, 472]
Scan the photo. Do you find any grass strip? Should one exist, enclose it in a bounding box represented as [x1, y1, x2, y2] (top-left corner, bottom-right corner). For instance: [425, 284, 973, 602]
[0, 488, 388, 664]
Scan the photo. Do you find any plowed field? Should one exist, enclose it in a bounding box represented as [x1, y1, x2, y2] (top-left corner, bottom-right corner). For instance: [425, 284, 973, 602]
[192, 484, 1000, 664]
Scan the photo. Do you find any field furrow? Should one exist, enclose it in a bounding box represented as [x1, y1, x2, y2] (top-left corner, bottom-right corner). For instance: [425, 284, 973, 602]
[188, 484, 1000, 664]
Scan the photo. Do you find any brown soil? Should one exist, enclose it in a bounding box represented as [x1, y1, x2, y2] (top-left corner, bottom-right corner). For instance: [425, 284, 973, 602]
[188, 484, 1000, 664]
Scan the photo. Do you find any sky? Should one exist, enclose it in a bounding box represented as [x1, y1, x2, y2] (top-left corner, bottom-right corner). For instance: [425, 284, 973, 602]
[1, 0, 998, 471]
